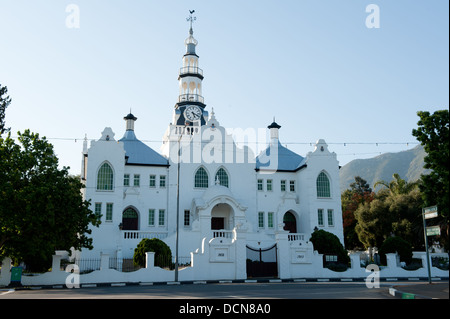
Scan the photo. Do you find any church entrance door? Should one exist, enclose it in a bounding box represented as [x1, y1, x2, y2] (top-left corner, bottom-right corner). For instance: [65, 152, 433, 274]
[122, 208, 139, 230]
[211, 217, 224, 230]
[283, 211, 297, 233]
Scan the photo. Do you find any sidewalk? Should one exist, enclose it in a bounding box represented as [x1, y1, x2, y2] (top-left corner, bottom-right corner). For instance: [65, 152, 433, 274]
[390, 281, 449, 299]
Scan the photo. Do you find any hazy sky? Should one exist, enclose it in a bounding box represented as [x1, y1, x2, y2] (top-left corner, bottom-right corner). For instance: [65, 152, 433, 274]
[1, 0, 448, 175]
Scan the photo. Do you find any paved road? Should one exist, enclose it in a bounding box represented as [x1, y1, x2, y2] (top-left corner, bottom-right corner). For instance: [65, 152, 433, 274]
[1, 281, 393, 299]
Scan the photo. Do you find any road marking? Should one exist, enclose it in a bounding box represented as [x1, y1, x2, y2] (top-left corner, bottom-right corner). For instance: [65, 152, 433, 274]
[0, 289, 15, 296]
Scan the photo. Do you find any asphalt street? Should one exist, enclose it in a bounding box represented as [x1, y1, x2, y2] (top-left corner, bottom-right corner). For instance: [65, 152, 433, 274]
[0, 281, 395, 299]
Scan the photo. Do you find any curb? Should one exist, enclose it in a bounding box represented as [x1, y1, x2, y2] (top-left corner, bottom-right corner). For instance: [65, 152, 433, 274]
[388, 287, 432, 299]
[4, 276, 448, 291]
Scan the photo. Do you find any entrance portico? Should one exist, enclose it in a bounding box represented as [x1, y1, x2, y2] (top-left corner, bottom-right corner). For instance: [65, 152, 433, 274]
[191, 184, 248, 236]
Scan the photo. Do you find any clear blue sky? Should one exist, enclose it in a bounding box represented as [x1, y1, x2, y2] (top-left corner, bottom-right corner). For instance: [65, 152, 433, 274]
[1, 0, 448, 175]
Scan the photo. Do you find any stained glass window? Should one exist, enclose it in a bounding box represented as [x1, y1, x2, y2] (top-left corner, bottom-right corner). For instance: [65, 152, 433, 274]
[195, 167, 209, 188]
[97, 163, 113, 191]
[316, 172, 331, 198]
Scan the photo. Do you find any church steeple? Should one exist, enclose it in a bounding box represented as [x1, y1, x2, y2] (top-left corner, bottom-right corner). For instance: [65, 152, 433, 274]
[174, 10, 207, 127]
[124, 112, 137, 131]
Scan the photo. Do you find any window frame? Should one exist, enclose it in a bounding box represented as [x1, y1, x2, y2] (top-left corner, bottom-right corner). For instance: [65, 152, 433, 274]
[158, 209, 165, 226]
[289, 180, 295, 192]
[257, 179, 263, 191]
[133, 174, 140, 187]
[258, 211, 265, 228]
[159, 175, 166, 188]
[215, 167, 229, 188]
[327, 209, 334, 226]
[194, 167, 209, 189]
[148, 209, 155, 226]
[106, 203, 113, 221]
[268, 212, 274, 228]
[184, 210, 190, 227]
[123, 174, 130, 187]
[317, 171, 331, 198]
[266, 179, 273, 191]
[318, 208, 324, 226]
[149, 175, 156, 188]
[280, 180, 286, 192]
[96, 162, 114, 191]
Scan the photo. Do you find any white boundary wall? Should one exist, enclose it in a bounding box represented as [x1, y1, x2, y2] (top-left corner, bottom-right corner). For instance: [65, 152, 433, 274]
[1, 236, 448, 288]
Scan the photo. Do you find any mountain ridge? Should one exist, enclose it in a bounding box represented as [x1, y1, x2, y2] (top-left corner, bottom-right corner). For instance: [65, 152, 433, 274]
[339, 145, 429, 193]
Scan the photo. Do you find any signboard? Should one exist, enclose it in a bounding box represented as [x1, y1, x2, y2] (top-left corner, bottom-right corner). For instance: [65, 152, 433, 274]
[10, 267, 22, 283]
[424, 206, 438, 219]
[426, 226, 441, 236]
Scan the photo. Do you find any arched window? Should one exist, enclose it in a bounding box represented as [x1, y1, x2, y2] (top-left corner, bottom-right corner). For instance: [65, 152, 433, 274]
[215, 168, 229, 188]
[97, 162, 114, 191]
[194, 167, 209, 188]
[316, 171, 331, 198]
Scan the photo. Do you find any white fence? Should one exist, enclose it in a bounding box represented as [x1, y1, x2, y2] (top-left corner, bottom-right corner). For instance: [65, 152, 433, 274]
[0, 232, 448, 288]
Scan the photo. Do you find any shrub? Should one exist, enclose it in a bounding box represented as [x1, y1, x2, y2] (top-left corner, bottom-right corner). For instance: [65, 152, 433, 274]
[133, 238, 172, 268]
[378, 236, 413, 265]
[309, 229, 350, 265]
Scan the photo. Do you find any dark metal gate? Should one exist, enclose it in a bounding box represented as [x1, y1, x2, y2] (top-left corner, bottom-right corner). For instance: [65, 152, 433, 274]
[246, 244, 278, 278]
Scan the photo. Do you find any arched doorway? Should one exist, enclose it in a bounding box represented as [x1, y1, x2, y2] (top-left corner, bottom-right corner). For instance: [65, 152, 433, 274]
[122, 207, 139, 230]
[283, 211, 297, 233]
[211, 203, 233, 230]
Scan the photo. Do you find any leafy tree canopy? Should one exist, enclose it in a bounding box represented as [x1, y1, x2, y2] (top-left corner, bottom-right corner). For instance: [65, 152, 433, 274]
[0, 84, 11, 134]
[412, 110, 449, 250]
[0, 130, 101, 271]
[133, 238, 172, 268]
[309, 229, 349, 264]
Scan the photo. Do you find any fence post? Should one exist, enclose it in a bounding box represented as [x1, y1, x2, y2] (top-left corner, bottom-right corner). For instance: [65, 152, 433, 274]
[350, 253, 361, 269]
[386, 253, 399, 269]
[275, 231, 290, 279]
[145, 252, 155, 269]
[0, 257, 12, 287]
[51, 255, 62, 272]
[100, 253, 110, 271]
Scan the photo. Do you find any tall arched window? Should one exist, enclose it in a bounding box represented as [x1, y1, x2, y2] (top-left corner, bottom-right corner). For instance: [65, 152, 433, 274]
[316, 171, 331, 198]
[97, 162, 114, 191]
[215, 168, 229, 188]
[194, 167, 209, 188]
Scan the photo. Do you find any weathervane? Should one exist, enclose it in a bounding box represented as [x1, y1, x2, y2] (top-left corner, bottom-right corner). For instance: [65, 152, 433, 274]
[187, 10, 196, 32]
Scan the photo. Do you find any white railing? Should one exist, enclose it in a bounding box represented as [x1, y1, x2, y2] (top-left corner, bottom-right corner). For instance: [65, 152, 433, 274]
[213, 230, 233, 239]
[288, 233, 306, 241]
[179, 66, 203, 76]
[178, 93, 204, 104]
[122, 231, 168, 240]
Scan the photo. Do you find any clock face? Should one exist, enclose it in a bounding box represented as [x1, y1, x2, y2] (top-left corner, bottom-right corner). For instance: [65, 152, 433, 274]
[184, 105, 202, 121]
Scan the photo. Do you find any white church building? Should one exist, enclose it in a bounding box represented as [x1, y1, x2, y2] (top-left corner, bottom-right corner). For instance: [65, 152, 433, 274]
[79, 18, 344, 279]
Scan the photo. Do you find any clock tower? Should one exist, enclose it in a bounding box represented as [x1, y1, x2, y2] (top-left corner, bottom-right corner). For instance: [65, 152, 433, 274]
[172, 11, 207, 127]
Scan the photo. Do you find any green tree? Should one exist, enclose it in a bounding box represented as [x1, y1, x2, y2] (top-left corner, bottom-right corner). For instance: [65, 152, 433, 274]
[133, 238, 172, 268]
[341, 176, 374, 250]
[355, 174, 423, 252]
[309, 229, 350, 265]
[0, 130, 101, 271]
[378, 236, 413, 265]
[0, 84, 11, 134]
[412, 110, 449, 251]
[374, 173, 419, 195]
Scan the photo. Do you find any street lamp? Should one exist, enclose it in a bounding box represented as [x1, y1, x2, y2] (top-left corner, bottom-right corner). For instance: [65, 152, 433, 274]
[175, 121, 189, 282]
